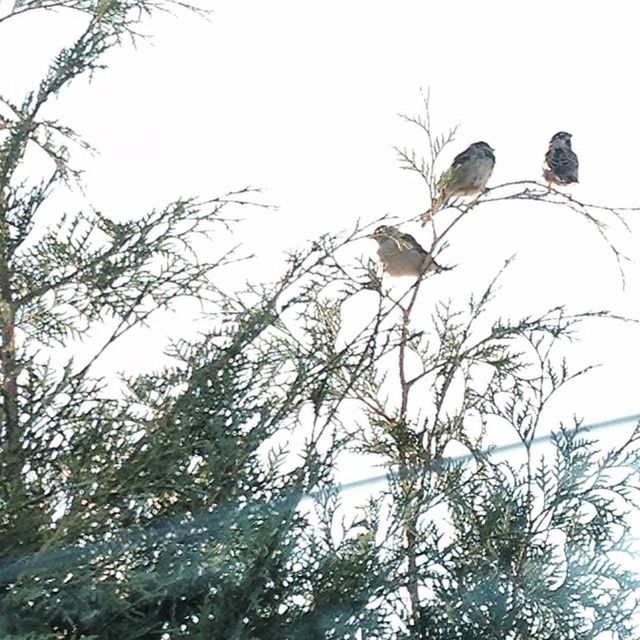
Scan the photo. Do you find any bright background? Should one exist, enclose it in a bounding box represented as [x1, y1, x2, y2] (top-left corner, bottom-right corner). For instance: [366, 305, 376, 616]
[2, 0, 640, 546]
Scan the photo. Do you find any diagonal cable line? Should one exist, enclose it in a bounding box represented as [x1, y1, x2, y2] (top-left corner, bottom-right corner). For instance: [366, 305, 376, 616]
[317, 411, 640, 498]
[0, 412, 638, 582]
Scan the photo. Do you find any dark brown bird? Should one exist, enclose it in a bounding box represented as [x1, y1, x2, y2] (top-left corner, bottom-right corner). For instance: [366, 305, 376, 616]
[543, 131, 579, 186]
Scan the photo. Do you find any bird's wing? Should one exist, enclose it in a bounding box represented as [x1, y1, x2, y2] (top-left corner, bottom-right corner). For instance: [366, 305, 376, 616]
[395, 231, 428, 255]
[546, 147, 579, 180]
[450, 145, 474, 169]
[432, 148, 478, 213]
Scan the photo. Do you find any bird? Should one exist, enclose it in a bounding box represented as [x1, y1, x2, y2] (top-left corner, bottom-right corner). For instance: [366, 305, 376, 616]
[371, 225, 448, 278]
[543, 131, 578, 186]
[425, 141, 496, 221]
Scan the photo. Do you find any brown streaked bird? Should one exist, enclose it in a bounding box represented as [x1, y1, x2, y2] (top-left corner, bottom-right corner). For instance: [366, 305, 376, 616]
[425, 141, 496, 222]
[543, 131, 578, 186]
[371, 225, 448, 277]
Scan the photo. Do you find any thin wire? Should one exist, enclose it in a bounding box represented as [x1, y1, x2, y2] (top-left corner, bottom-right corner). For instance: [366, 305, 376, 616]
[315, 411, 640, 498]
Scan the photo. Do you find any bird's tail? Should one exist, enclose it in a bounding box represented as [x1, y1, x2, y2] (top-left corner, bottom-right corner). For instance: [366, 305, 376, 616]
[433, 259, 455, 273]
[424, 254, 455, 274]
[421, 193, 447, 226]
[422, 172, 451, 225]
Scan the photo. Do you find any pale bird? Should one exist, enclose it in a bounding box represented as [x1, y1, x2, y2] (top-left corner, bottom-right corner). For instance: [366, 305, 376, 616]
[371, 225, 448, 278]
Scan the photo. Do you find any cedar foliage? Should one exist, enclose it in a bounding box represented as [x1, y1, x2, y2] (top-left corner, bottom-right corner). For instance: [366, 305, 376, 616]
[0, 4, 638, 639]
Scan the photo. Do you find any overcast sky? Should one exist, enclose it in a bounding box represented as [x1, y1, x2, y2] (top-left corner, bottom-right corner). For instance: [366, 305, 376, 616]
[2, 1, 640, 499]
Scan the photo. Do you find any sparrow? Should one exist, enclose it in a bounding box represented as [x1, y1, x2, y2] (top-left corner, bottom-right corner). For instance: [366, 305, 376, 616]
[543, 131, 578, 186]
[427, 141, 496, 218]
[371, 225, 447, 277]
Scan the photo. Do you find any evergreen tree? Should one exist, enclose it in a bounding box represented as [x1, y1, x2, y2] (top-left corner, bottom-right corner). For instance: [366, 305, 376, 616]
[1, 5, 638, 640]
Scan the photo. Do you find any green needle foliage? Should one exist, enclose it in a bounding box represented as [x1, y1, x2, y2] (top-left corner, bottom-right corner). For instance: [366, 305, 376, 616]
[1, 5, 639, 640]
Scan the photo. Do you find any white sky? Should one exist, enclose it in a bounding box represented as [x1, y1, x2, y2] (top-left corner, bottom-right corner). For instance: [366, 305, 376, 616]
[2, 0, 640, 564]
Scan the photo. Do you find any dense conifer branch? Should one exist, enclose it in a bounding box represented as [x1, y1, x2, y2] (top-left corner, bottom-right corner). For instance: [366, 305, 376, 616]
[0, 2, 639, 634]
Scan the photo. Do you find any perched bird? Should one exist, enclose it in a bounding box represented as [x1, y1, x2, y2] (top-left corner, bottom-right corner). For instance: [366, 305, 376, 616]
[371, 225, 447, 277]
[427, 141, 496, 219]
[543, 131, 579, 186]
